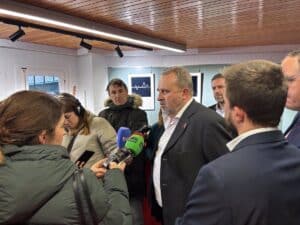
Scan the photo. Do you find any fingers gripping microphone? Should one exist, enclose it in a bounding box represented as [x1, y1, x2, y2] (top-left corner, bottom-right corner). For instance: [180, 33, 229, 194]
[103, 134, 144, 168]
[116, 127, 131, 148]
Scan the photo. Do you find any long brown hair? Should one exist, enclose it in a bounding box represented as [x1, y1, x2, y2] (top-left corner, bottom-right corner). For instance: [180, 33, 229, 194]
[0, 90, 63, 146]
[56, 93, 90, 135]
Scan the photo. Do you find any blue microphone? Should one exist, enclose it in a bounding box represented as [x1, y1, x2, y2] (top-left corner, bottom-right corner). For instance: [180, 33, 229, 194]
[116, 127, 131, 148]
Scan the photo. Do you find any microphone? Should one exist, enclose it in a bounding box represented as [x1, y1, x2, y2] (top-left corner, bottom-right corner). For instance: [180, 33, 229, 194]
[103, 134, 144, 168]
[135, 125, 151, 136]
[116, 127, 131, 148]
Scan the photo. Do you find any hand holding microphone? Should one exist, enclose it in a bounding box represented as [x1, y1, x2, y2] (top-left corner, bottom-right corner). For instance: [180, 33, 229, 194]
[91, 158, 126, 178]
[91, 127, 133, 177]
[103, 132, 144, 169]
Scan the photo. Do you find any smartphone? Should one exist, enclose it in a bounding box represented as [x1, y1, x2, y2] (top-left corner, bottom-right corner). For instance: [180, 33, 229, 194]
[75, 150, 94, 165]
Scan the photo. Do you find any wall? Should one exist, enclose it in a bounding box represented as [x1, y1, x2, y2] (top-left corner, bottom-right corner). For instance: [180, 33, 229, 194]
[105, 44, 300, 131]
[1, 39, 299, 132]
[0, 40, 109, 114]
[0, 40, 78, 100]
[107, 65, 228, 124]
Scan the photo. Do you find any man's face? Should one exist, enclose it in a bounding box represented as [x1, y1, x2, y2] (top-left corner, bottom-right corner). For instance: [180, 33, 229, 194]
[108, 84, 128, 106]
[157, 72, 186, 118]
[211, 78, 225, 104]
[281, 56, 300, 111]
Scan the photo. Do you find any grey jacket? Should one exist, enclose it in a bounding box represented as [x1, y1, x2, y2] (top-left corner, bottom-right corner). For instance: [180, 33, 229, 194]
[0, 144, 132, 225]
[62, 112, 117, 168]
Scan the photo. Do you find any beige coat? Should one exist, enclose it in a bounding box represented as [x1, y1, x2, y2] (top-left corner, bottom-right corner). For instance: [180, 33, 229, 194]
[62, 112, 117, 168]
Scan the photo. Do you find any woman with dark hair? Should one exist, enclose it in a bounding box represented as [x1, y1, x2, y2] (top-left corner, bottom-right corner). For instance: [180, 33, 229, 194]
[57, 93, 117, 175]
[0, 90, 131, 225]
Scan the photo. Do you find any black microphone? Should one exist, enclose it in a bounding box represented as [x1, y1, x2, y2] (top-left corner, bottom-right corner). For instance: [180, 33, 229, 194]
[103, 134, 144, 168]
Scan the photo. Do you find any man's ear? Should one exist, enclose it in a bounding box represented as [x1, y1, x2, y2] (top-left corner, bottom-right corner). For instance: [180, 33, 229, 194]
[38, 130, 47, 144]
[182, 88, 190, 99]
[232, 106, 246, 124]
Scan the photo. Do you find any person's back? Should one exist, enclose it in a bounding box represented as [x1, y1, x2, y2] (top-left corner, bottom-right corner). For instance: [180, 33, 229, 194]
[0, 90, 131, 225]
[0, 144, 130, 224]
[200, 131, 300, 225]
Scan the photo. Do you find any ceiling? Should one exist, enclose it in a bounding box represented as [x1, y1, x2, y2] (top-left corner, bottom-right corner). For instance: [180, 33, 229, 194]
[0, 0, 300, 52]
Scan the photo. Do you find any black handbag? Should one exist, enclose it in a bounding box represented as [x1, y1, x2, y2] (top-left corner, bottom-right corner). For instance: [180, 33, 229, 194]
[73, 169, 98, 225]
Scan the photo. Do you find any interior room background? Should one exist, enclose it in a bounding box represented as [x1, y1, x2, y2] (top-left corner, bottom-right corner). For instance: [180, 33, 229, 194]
[0, 40, 298, 132]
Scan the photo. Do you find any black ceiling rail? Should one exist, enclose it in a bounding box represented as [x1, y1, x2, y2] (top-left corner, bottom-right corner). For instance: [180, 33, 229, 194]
[0, 17, 153, 51]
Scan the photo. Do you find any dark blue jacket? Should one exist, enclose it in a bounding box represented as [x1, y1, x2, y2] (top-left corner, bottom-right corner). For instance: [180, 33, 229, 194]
[176, 130, 300, 225]
[284, 112, 300, 149]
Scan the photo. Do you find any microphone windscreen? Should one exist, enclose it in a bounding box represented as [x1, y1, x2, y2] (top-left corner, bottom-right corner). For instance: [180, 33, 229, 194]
[116, 127, 131, 148]
[125, 134, 144, 156]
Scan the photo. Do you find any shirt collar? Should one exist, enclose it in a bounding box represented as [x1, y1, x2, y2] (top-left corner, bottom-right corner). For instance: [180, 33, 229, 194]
[226, 127, 278, 151]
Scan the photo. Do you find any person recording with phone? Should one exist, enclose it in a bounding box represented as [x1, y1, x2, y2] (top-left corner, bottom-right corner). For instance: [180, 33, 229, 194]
[0, 90, 132, 225]
[57, 93, 117, 177]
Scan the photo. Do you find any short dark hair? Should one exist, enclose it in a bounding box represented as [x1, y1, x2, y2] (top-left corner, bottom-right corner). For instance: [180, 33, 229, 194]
[106, 79, 128, 92]
[211, 73, 224, 82]
[224, 60, 287, 127]
[286, 50, 300, 64]
[0, 90, 62, 145]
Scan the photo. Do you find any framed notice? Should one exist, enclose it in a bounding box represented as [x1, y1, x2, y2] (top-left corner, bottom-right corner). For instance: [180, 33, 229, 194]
[128, 73, 155, 110]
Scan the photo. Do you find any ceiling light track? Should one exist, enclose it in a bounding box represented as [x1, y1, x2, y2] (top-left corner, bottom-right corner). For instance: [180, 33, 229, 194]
[0, 17, 153, 51]
[9, 25, 25, 42]
[0, 0, 186, 52]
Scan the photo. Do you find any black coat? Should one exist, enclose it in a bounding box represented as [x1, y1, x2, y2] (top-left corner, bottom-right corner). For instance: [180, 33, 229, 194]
[99, 95, 148, 198]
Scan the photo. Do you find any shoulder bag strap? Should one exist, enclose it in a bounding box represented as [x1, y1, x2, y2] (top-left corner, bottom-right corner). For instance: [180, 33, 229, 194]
[73, 169, 99, 225]
[67, 135, 77, 153]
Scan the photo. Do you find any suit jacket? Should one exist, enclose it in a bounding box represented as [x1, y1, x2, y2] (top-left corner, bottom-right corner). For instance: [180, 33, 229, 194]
[208, 103, 217, 111]
[284, 112, 300, 149]
[155, 100, 232, 225]
[176, 130, 300, 225]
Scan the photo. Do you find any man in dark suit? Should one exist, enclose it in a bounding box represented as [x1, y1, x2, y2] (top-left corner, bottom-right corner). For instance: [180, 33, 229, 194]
[152, 67, 232, 225]
[282, 50, 300, 148]
[175, 60, 300, 225]
[208, 73, 225, 117]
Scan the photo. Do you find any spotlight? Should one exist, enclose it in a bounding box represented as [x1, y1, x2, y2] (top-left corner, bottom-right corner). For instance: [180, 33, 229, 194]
[115, 45, 123, 58]
[80, 39, 92, 50]
[9, 26, 25, 42]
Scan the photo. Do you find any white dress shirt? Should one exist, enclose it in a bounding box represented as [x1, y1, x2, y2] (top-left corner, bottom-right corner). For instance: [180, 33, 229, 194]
[153, 98, 193, 207]
[216, 103, 225, 117]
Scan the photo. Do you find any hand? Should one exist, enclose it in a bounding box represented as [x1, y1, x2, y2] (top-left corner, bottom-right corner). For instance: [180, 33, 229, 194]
[75, 161, 86, 169]
[109, 161, 126, 171]
[90, 158, 108, 178]
[124, 157, 133, 165]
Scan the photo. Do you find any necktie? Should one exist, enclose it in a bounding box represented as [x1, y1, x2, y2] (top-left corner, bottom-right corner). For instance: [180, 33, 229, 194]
[287, 113, 300, 143]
